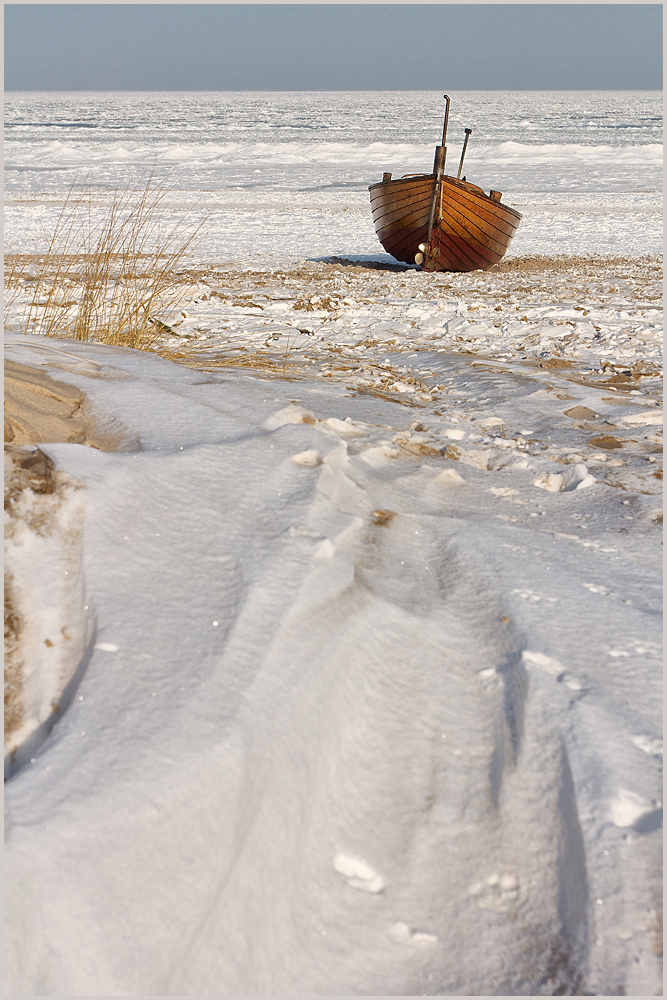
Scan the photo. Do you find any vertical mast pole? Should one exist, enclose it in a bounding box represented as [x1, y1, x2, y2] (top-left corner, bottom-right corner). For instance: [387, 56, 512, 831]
[427, 94, 450, 243]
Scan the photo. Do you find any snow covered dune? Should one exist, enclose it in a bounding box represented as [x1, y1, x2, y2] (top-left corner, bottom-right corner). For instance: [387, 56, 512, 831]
[4, 336, 661, 995]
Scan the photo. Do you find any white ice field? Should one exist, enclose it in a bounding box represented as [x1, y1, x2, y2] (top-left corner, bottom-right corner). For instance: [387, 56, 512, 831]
[4, 91, 663, 996]
[4, 89, 663, 262]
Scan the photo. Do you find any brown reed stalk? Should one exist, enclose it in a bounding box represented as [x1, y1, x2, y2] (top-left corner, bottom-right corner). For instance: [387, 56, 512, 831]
[7, 166, 207, 350]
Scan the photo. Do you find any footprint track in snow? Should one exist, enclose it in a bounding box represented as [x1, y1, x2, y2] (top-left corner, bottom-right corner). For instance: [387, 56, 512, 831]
[166, 431, 592, 995]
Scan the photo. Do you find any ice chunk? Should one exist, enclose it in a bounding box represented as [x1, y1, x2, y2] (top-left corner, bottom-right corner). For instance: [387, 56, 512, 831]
[459, 449, 493, 470]
[360, 444, 400, 466]
[412, 931, 438, 945]
[389, 922, 437, 946]
[478, 416, 504, 430]
[264, 404, 316, 430]
[333, 853, 385, 893]
[533, 463, 595, 492]
[291, 449, 321, 466]
[320, 417, 366, 437]
[619, 410, 663, 426]
[631, 735, 663, 757]
[443, 316, 466, 333]
[499, 873, 518, 891]
[314, 539, 336, 560]
[522, 650, 565, 678]
[389, 921, 412, 942]
[436, 468, 465, 485]
[610, 789, 658, 828]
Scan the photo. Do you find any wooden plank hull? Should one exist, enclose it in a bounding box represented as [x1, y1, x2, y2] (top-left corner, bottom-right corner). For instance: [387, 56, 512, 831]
[369, 174, 521, 272]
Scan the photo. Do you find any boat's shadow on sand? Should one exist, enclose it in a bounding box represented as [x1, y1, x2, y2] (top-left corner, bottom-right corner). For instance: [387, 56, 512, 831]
[311, 255, 418, 272]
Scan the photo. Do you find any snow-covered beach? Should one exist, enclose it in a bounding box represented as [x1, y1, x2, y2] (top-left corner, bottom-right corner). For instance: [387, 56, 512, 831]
[4, 91, 663, 995]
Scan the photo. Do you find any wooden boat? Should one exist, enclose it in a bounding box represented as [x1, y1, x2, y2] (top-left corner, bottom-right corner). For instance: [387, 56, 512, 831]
[369, 95, 521, 272]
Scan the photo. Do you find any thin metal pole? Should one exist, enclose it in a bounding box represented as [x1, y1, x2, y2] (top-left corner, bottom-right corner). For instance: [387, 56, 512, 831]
[441, 94, 451, 146]
[456, 128, 472, 179]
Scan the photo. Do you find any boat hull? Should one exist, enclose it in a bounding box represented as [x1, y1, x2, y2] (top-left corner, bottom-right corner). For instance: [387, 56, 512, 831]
[369, 174, 521, 272]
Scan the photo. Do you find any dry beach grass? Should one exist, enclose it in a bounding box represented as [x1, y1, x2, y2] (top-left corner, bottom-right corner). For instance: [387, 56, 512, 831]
[5, 169, 206, 350]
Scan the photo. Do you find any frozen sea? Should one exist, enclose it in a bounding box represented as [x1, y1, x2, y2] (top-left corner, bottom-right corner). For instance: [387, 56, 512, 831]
[4, 89, 663, 261]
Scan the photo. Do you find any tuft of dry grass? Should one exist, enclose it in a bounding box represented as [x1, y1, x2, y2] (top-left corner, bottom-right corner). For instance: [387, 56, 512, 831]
[160, 320, 327, 378]
[161, 339, 312, 379]
[6, 166, 207, 350]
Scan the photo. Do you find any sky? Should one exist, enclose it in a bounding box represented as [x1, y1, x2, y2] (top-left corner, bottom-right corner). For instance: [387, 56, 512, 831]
[4, 4, 663, 91]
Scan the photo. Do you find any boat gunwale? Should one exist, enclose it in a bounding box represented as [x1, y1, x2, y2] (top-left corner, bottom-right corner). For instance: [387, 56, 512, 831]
[369, 173, 522, 223]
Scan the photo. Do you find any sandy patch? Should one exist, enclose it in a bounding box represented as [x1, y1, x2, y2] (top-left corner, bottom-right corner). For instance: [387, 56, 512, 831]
[4, 359, 130, 451]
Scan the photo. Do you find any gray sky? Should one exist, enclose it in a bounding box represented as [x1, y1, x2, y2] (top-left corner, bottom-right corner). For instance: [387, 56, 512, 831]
[4, 4, 663, 91]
